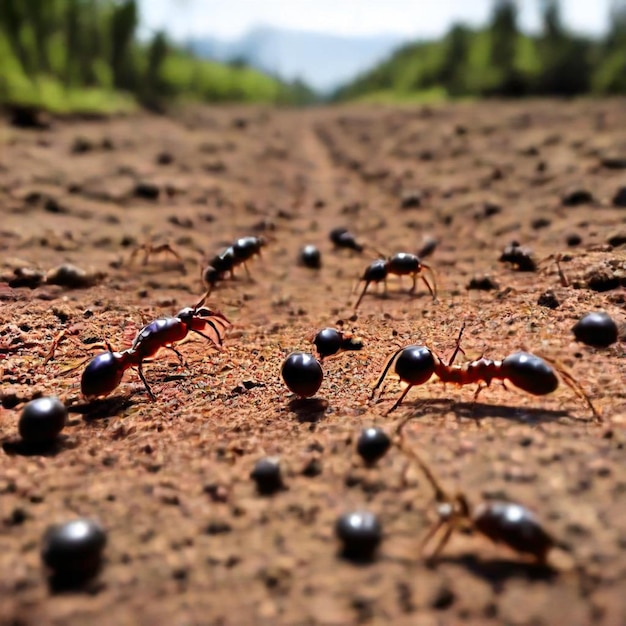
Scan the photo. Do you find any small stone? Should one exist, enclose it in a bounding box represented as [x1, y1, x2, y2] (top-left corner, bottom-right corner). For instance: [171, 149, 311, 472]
[250, 457, 284, 495]
[562, 189, 594, 207]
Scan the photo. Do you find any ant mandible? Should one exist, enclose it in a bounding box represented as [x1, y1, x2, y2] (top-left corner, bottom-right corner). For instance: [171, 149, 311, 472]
[395, 419, 555, 563]
[80, 291, 231, 401]
[371, 323, 601, 420]
[354, 253, 437, 310]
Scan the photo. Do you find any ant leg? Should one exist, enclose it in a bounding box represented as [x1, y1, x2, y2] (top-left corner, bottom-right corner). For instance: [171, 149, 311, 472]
[370, 346, 406, 400]
[166, 346, 187, 368]
[419, 519, 446, 554]
[243, 262, 252, 281]
[386, 384, 415, 415]
[420, 263, 438, 300]
[353, 281, 371, 310]
[473, 383, 487, 401]
[447, 322, 467, 367]
[409, 273, 417, 294]
[136, 365, 157, 402]
[420, 275, 437, 301]
[189, 327, 224, 350]
[426, 525, 454, 562]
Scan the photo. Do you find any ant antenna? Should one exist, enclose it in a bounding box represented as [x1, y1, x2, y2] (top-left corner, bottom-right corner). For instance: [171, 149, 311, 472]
[534, 352, 602, 422]
[370, 345, 407, 399]
[395, 417, 449, 503]
[447, 321, 467, 367]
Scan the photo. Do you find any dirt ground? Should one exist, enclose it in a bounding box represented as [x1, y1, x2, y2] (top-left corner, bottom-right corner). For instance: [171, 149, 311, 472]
[0, 100, 625, 626]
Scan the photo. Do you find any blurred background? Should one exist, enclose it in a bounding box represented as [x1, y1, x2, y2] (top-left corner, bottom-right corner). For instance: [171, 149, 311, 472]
[0, 0, 625, 114]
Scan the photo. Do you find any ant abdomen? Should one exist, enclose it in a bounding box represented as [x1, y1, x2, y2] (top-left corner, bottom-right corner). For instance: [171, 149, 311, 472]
[501, 352, 559, 396]
[362, 260, 388, 282]
[472, 501, 554, 561]
[395, 346, 435, 385]
[81, 352, 126, 398]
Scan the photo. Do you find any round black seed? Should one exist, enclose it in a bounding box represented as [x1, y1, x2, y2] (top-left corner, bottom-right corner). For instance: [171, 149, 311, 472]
[41, 518, 106, 582]
[250, 457, 284, 495]
[335, 511, 382, 561]
[356, 427, 391, 465]
[18, 396, 67, 445]
[313, 328, 342, 358]
[281, 352, 323, 398]
[572, 312, 619, 347]
[300, 244, 322, 269]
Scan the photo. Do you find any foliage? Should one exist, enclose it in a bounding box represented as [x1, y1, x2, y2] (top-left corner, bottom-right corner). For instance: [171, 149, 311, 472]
[334, 0, 626, 102]
[0, 0, 314, 115]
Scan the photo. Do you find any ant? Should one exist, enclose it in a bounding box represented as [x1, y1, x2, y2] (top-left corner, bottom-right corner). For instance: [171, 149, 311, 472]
[330, 227, 365, 253]
[371, 322, 601, 420]
[78, 291, 231, 401]
[499, 241, 537, 272]
[311, 327, 363, 360]
[202, 236, 266, 294]
[395, 419, 556, 563]
[354, 253, 437, 310]
[128, 242, 186, 274]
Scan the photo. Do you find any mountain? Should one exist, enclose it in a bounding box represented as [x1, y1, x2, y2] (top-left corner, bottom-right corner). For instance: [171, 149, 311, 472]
[188, 26, 407, 93]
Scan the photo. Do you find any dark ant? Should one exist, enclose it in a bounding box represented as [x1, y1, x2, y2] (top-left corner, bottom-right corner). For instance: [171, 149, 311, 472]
[232, 236, 266, 276]
[371, 323, 601, 420]
[78, 291, 231, 401]
[396, 419, 555, 563]
[311, 327, 363, 360]
[330, 227, 364, 253]
[499, 241, 537, 272]
[202, 236, 266, 294]
[354, 253, 437, 310]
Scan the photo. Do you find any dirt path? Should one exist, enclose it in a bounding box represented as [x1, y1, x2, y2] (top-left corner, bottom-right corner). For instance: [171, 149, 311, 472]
[0, 101, 625, 626]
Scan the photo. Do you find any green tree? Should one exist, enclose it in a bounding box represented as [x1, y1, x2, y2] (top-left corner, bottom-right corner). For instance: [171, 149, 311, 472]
[488, 0, 522, 94]
[110, 0, 138, 90]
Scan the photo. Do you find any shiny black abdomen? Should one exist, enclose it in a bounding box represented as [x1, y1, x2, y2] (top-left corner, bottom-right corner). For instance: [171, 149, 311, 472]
[395, 346, 436, 386]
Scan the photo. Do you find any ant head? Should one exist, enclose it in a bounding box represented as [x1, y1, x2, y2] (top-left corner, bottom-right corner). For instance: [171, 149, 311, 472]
[176, 307, 196, 324]
[362, 259, 387, 282]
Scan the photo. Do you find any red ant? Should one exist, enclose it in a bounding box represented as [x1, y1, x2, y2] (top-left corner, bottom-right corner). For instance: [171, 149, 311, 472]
[77, 291, 231, 401]
[396, 419, 556, 563]
[128, 242, 186, 274]
[371, 323, 601, 420]
[354, 253, 437, 310]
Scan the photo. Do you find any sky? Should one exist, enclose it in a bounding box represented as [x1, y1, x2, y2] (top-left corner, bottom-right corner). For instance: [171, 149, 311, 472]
[138, 0, 614, 41]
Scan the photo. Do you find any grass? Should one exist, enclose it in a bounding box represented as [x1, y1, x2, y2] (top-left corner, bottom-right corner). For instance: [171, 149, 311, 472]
[2, 74, 138, 116]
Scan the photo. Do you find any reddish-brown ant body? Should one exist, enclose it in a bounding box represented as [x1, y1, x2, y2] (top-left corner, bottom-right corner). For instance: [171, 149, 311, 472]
[128, 242, 186, 274]
[396, 421, 555, 563]
[372, 323, 601, 420]
[80, 292, 231, 401]
[354, 253, 437, 310]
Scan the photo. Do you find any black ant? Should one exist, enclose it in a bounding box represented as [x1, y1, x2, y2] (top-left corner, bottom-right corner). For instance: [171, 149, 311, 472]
[78, 291, 231, 401]
[330, 227, 364, 253]
[202, 236, 266, 294]
[311, 327, 363, 360]
[499, 241, 537, 272]
[354, 253, 437, 310]
[396, 419, 556, 563]
[371, 323, 601, 420]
